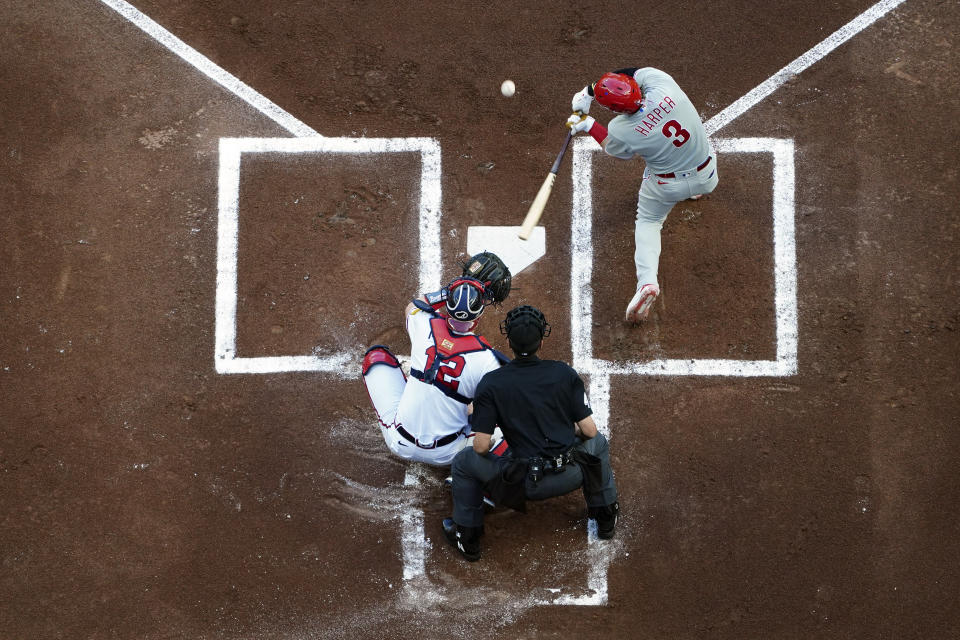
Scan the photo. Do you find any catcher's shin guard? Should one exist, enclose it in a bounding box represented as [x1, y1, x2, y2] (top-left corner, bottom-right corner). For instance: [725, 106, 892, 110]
[362, 344, 401, 376]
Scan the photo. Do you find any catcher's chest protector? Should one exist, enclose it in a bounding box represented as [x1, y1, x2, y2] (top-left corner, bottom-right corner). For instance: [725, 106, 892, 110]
[428, 317, 492, 359]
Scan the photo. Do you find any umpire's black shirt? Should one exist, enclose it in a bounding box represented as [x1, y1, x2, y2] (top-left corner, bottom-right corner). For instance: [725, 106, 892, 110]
[471, 355, 592, 458]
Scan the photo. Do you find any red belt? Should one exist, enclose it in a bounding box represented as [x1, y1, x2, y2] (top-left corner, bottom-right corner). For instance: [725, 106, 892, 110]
[656, 156, 711, 179]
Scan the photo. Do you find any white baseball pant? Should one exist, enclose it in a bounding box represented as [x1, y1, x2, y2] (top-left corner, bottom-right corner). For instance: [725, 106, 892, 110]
[634, 153, 719, 288]
[362, 363, 468, 466]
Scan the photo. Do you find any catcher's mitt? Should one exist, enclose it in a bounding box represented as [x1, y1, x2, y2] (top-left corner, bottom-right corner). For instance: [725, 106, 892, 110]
[462, 252, 511, 304]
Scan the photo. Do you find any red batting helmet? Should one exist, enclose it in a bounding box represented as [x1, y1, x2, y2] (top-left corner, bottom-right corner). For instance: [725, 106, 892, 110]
[594, 72, 643, 114]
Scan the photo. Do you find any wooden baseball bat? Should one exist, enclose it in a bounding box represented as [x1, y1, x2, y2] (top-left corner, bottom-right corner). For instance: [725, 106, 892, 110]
[518, 130, 574, 240]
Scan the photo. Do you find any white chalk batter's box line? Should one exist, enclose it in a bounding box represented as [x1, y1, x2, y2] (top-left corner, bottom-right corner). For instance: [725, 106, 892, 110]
[214, 136, 442, 375]
[571, 136, 799, 380]
[215, 136, 797, 381]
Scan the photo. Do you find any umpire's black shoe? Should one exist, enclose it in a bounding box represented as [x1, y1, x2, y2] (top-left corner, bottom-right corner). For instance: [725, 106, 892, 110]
[442, 518, 482, 562]
[590, 502, 619, 540]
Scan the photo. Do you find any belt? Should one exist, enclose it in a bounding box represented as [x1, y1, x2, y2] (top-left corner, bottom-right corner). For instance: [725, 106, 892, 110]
[527, 450, 575, 472]
[655, 156, 711, 179]
[544, 449, 575, 471]
[397, 425, 461, 450]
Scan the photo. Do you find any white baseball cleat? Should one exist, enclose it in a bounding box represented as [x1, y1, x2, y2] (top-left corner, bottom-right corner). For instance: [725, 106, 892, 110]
[625, 284, 660, 323]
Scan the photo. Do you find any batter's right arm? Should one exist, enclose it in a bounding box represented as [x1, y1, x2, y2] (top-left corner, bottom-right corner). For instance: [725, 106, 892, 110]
[566, 113, 615, 153]
[567, 113, 634, 160]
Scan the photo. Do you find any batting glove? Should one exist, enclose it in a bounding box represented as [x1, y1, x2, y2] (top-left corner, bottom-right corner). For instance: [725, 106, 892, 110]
[566, 113, 595, 134]
[571, 86, 593, 114]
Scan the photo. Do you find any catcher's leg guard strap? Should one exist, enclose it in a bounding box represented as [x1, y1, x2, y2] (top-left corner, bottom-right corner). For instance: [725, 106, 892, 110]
[362, 345, 401, 376]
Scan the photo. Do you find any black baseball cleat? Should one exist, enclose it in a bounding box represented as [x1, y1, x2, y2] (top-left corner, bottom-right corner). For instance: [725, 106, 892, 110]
[442, 518, 482, 562]
[590, 502, 619, 540]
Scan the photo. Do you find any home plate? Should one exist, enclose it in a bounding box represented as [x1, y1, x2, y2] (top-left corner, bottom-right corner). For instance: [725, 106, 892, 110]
[467, 226, 546, 275]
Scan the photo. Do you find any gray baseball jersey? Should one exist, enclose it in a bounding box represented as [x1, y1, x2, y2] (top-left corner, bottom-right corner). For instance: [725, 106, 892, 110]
[605, 68, 711, 174]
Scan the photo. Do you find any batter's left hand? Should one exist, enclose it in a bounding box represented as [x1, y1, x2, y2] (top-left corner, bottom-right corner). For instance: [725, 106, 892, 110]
[571, 86, 593, 114]
[566, 113, 595, 134]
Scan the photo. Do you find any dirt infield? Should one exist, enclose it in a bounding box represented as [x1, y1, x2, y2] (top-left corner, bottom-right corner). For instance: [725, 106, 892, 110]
[2, 1, 959, 638]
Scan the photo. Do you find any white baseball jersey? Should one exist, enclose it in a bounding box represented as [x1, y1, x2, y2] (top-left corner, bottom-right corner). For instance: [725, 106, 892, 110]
[361, 303, 502, 466]
[397, 306, 501, 443]
[605, 68, 711, 174]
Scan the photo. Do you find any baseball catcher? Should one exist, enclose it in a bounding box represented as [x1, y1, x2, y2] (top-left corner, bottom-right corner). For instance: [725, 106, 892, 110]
[360, 253, 512, 467]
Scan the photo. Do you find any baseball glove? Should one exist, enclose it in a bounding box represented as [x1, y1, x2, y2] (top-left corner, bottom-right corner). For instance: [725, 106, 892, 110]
[462, 251, 511, 304]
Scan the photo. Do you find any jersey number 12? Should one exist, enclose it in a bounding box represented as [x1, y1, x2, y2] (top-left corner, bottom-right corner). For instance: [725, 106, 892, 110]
[424, 346, 465, 392]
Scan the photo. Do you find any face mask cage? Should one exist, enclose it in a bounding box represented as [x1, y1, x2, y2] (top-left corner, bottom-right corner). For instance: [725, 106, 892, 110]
[499, 306, 551, 339]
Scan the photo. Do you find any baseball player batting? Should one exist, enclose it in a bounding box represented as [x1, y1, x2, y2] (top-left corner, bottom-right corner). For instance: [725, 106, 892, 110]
[361, 253, 512, 466]
[567, 67, 719, 323]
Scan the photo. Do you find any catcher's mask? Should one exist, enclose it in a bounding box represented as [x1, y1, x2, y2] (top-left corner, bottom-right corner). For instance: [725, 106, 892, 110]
[594, 72, 643, 114]
[500, 305, 551, 356]
[444, 277, 490, 334]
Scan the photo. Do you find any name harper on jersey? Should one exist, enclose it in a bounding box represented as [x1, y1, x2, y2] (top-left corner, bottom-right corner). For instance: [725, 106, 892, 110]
[633, 96, 677, 136]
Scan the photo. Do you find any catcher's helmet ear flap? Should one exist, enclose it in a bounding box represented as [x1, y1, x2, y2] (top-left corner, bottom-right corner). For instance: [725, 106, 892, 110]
[500, 305, 551, 356]
[444, 277, 487, 333]
[594, 72, 643, 114]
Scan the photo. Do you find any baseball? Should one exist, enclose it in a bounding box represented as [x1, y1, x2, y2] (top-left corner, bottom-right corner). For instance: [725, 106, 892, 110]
[500, 79, 515, 97]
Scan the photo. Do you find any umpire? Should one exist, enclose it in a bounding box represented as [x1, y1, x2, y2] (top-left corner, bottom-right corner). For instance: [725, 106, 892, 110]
[442, 305, 619, 562]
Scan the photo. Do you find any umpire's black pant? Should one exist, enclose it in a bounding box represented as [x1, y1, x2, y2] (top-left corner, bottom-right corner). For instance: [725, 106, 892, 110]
[451, 433, 618, 528]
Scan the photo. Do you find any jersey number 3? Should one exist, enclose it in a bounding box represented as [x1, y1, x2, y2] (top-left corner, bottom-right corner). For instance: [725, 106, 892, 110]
[425, 347, 465, 392]
[662, 119, 690, 147]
